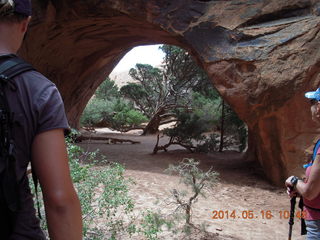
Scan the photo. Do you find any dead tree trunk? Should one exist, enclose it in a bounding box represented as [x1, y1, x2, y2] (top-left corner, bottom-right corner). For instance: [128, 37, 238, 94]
[76, 135, 140, 144]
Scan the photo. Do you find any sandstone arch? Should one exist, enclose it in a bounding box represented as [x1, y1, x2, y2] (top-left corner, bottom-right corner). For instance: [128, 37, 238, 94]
[20, 0, 320, 185]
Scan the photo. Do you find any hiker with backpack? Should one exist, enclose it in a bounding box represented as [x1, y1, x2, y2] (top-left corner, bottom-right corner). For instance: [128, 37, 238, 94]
[285, 88, 320, 239]
[0, 0, 82, 239]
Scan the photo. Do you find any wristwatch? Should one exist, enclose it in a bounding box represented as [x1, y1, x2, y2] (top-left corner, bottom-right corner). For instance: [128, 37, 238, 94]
[290, 176, 299, 188]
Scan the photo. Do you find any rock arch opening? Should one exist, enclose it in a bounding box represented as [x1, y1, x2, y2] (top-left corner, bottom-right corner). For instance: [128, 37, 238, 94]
[80, 44, 248, 153]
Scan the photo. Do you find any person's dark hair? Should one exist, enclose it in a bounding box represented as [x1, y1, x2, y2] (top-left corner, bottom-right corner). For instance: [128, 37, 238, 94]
[0, 0, 29, 23]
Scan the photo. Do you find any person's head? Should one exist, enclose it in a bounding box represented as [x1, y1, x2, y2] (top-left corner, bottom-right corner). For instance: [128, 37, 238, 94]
[305, 88, 320, 123]
[0, 0, 32, 53]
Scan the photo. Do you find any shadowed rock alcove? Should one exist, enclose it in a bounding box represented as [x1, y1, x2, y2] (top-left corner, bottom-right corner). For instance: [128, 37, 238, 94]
[20, 0, 320, 186]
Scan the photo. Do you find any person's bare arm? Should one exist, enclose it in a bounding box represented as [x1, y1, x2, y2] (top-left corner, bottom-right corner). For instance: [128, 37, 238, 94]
[286, 155, 320, 200]
[31, 129, 82, 240]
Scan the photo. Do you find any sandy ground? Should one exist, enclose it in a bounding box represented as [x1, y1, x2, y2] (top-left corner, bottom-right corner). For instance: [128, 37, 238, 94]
[78, 129, 306, 240]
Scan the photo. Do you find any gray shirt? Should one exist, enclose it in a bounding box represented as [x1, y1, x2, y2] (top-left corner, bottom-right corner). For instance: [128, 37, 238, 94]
[4, 67, 69, 239]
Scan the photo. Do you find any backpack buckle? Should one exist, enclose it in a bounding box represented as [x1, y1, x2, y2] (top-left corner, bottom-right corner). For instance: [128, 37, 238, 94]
[0, 74, 8, 82]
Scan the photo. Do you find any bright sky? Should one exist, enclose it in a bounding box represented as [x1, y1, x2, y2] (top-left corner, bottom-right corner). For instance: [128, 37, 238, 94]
[111, 45, 165, 73]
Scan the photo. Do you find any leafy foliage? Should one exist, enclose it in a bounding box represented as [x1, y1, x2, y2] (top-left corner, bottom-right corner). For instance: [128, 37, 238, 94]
[120, 45, 211, 134]
[81, 45, 247, 150]
[120, 81, 153, 118]
[80, 98, 114, 127]
[29, 131, 222, 239]
[223, 104, 248, 151]
[195, 134, 220, 153]
[161, 45, 207, 93]
[111, 100, 148, 131]
[139, 211, 171, 240]
[81, 78, 147, 131]
[95, 77, 119, 100]
[30, 134, 136, 239]
[154, 88, 247, 153]
[153, 92, 222, 153]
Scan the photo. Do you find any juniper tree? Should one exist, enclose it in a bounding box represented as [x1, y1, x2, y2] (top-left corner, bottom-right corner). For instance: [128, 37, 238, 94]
[120, 45, 210, 135]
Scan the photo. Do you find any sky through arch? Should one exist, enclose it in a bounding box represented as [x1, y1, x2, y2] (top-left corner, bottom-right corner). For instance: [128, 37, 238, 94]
[111, 44, 165, 73]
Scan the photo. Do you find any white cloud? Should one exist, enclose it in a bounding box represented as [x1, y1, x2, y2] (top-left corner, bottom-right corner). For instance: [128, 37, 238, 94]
[112, 44, 165, 73]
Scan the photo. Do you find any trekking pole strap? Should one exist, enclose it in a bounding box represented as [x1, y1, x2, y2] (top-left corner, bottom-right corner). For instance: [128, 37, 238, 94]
[289, 197, 296, 226]
[299, 197, 307, 235]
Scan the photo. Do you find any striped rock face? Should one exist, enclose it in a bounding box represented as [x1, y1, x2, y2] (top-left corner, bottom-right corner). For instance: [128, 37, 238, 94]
[20, 0, 320, 185]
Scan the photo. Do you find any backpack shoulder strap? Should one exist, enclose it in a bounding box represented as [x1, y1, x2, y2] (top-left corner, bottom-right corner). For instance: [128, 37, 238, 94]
[312, 139, 320, 163]
[0, 55, 34, 213]
[0, 55, 41, 218]
[303, 139, 320, 168]
[0, 54, 34, 81]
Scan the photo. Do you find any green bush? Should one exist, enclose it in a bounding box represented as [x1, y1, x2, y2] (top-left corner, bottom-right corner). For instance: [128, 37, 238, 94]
[80, 98, 114, 127]
[139, 211, 167, 240]
[67, 139, 136, 239]
[192, 92, 221, 127]
[113, 109, 148, 131]
[95, 78, 119, 100]
[81, 97, 148, 131]
[164, 111, 206, 144]
[223, 104, 248, 151]
[111, 99, 148, 131]
[158, 91, 247, 153]
[81, 77, 149, 130]
[30, 136, 136, 239]
[158, 92, 221, 152]
[195, 133, 220, 153]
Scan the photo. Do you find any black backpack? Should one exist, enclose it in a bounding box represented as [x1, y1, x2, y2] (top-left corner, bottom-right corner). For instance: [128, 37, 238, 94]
[0, 54, 34, 236]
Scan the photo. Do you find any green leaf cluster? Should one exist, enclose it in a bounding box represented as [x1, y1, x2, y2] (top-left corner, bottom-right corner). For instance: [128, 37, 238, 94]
[111, 100, 148, 131]
[80, 98, 115, 126]
[95, 77, 119, 100]
[81, 78, 148, 131]
[164, 91, 221, 145]
[30, 136, 136, 239]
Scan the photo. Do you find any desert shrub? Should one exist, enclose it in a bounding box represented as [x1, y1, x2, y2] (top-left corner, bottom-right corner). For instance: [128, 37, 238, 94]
[80, 98, 115, 127]
[195, 133, 220, 153]
[191, 92, 221, 128]
[165, 112, 207, 143]
[165, 158, 219, 225]
[67, 138, 136, 239]
[139, 211, 170, 240]
[95, 78, 119, 100]
[168, 92, 220, 142]
[154, 90, 248, 153]
[154, 92, 221, 153]
[30, 136, 136, 239]
[223, 104, 247, 151]
[81, 97, 148, 131]
[111, 99, 148, 131]
[81, 77, 148, 130]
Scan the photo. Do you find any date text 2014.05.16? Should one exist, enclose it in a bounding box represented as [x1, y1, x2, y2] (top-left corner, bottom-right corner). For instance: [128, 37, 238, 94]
[211, 210, 306, 220]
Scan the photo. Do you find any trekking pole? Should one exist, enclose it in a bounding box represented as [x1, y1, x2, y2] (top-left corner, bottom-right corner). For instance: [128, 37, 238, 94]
[288, 196, 296, 240]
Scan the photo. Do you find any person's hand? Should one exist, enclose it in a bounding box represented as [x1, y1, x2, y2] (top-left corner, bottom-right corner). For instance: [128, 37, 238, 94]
[285, 176, 299, 198]
[285, 176, 294, 188]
